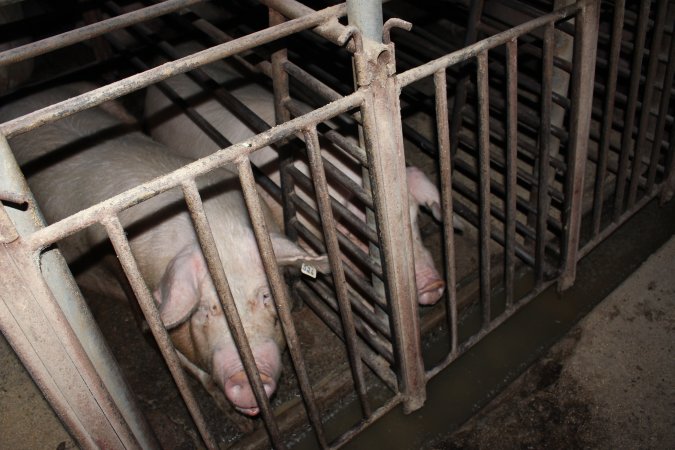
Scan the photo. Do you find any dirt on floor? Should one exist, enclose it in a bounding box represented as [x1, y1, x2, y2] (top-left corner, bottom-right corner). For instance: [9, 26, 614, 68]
[422, 236, 675, 450]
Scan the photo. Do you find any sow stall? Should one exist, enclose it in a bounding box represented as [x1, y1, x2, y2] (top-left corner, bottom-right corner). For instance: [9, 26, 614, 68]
[0, 0, 672, 448]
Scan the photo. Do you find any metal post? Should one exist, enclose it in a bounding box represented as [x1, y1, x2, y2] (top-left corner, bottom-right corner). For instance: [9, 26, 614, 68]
[348, 0, 426, 413]
[559, 0, 599, 290]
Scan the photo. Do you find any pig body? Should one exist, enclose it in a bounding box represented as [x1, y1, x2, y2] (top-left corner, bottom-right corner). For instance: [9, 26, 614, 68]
[144, 42, 462, 305]
[1, 82, 327, 416]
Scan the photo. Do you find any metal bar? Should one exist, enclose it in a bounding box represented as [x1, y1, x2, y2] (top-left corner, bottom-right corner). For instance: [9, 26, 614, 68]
[346, 0, 383, 42]
[449, 0, 485, 157]
[535, 23, 554, 287]
[360, 65, 426, 414]
[397, 3, 581, 88]
[628, 0, 668, 207]
[559, 0, 600, 290]
[434, 69, 459, 356]
[0, 0, 206, 66]
[592, 0, 625, 236]
[476, 50, 492, 326]
[102, 215, 218, 450]
[0, 135, 157, 450]
[25, 91, 364, 251]
[505, 38, 518, 307]
[646, 22, 675, 192]
[0, 3, 348, 138]
[304, 126, 372, 417]
[180, 180, 283, 447]
[613, 0, 651, 219]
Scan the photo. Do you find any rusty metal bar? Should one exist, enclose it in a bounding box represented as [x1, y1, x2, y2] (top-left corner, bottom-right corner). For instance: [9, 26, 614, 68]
[296, 284, 397, 391]
[628, 0, 668, 207]
[359, 56, 426, 414]
[303, 278, 394, 364]
[0, 3, 348, 139]
[613, 0, 651, 220]
[535, 23, 554, 287]
[180, 179, 283, 447]
[476, 50, 492, 326]
[397, 2, 581, 88]
[592, 0, 625, 236]
[0, 0, 206, 67]
[237, 159, 335, 449]
[25, 91, 364, 252]
[304, 125, 372, 417]
[102, 214, 218, 450]
[434, 68, 459, 356]
[505, 38, 518, 307]
[559, 0, 599, 290]
[646, 24, 675, 192]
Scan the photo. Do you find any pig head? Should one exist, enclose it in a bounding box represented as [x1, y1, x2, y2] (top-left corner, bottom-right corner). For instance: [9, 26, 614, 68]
[1, 82, 328, 416]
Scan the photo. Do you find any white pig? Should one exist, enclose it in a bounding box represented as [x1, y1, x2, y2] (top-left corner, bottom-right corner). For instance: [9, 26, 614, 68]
[1, 82, 329, 416]
[144, 42, 463, 305]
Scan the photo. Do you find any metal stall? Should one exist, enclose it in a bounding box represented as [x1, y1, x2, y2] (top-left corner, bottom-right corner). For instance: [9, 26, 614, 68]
[0, 0, 672, 449]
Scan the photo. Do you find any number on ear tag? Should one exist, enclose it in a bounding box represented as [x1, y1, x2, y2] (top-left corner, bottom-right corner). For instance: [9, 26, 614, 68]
[301, 263, 317, 279]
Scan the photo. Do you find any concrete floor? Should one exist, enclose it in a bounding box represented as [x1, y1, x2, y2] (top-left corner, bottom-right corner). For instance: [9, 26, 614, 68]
[1, 234, 673, 449]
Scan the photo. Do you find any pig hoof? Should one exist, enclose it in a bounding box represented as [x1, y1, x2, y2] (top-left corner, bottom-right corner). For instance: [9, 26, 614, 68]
[225, 371, 277, 416]
[418, 280, 445, 305]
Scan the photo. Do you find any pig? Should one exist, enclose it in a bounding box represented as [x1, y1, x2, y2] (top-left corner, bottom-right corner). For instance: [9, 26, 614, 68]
[144, 42, 463, 305]
[0, 82, 329, 416]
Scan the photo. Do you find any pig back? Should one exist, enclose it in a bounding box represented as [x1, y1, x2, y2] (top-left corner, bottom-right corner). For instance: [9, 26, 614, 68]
[2, 83, 251, 289]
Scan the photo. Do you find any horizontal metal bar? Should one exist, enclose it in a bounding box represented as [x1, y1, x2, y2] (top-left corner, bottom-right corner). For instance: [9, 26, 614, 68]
[396, 2, 581, 87]
[0, 3, 348, 138]
[25, 91, 364, 251]
[0, 0, 206, 67]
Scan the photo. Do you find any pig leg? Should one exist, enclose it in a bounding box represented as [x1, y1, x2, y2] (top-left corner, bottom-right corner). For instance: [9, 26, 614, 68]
[176, 351, 255, 433]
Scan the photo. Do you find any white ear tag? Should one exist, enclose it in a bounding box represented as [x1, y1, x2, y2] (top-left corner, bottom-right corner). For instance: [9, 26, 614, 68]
[301, 263, 317, 279]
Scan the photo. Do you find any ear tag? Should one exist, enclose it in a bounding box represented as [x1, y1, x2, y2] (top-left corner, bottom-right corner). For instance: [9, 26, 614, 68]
[301, 263, 317, 279]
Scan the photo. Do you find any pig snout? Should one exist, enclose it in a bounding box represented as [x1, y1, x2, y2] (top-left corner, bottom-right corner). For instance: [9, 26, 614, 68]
[213, 340, 282, 416]
[416, 267, 446, 305]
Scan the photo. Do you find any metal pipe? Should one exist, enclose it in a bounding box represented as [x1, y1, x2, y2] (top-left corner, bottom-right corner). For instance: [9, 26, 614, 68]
[613, 0, 650, 219]
[591, 0, 625, 236]
[628, 0, 668, 208]
[346, 0, 383, 43]
[0, 0, 206, 67]
[477, 50, 492, 326]
[505, 38, 518, 308]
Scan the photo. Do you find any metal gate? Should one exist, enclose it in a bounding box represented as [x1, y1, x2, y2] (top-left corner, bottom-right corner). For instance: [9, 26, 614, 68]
[0, 0, 672, 449]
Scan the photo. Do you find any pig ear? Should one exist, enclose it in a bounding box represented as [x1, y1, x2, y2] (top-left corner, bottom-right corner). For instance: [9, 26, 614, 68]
[153, 245, 204, 329]
[270, 233, 331, 274]
[406, 166, 464, 232]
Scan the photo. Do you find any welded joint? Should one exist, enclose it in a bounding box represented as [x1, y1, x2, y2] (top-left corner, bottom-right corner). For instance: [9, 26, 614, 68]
[348, 27, 396, 87]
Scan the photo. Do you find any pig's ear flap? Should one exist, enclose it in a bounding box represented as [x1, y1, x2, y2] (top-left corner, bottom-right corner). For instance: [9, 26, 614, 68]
[270, 233, 331, 274]
[153, 245, 204, 329]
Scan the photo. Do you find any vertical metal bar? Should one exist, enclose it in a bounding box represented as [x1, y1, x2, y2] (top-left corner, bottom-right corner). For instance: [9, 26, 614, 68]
[102, 215, 219, 450]
[613, 0, 651, 219]
[236, 161, 333, 448]
[505, 38, 518, 307]
[179, 180, 283, 448]
[434, 69, 458, 355]
[559, 0, 600, 290]
[476, 50, 492, 326]
[536, 23, 554, 287]
[449, 0, 486, 157]
[359, 68, 426, 413]
[303, 126, 372, 418]
[346, 0, 383, 42]
[592, 0, 625, 236]
[646, 22, 675, 192]
[628, 0, 668, 207]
